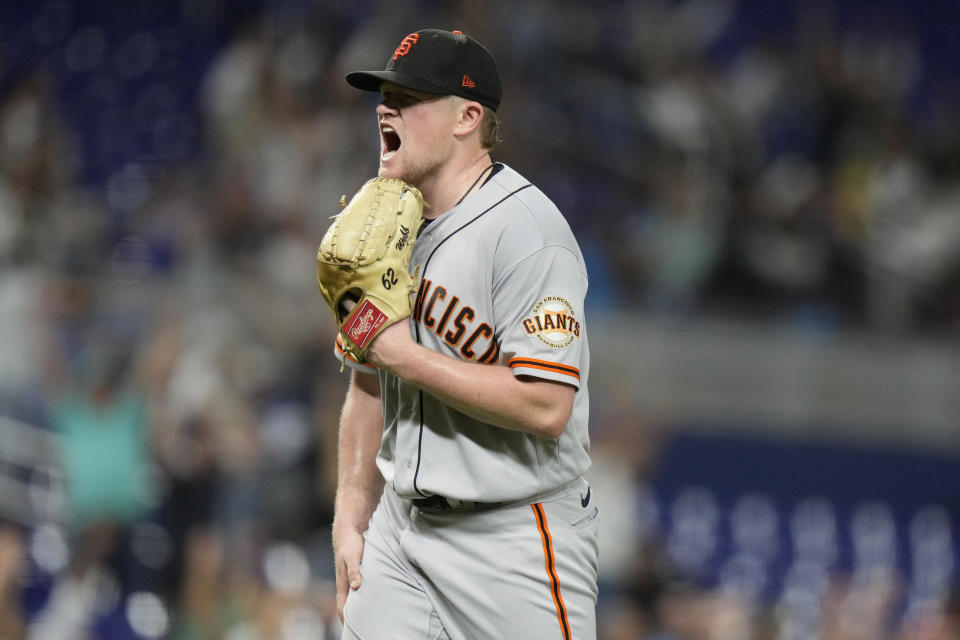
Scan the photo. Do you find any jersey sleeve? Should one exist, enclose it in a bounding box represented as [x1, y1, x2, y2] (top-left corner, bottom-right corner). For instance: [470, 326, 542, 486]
[333, 333, 379, 374]
[494, 245, 587, 389]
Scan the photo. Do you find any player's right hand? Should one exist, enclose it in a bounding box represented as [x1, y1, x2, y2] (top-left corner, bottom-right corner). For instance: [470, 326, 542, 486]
[333, 525, 365, 622]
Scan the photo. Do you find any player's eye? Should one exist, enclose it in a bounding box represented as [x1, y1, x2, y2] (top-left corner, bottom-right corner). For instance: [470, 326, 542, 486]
[382, 92, 422, 109]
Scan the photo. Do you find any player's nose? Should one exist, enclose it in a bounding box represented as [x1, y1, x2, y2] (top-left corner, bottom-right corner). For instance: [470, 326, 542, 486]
[376, 101, 396, 117]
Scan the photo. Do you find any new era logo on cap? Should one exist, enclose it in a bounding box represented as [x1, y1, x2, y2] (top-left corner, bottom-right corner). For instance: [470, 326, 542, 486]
[345, 29, 502, 110]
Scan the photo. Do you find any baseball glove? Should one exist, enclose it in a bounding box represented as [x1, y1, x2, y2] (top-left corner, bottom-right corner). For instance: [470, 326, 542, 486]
[316, 177, 426, 365]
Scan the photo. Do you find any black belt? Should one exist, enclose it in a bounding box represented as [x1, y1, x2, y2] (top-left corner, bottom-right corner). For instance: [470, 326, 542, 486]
[412, 495, 504, 513]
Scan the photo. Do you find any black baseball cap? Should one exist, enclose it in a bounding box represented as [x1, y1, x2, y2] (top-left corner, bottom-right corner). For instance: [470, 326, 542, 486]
[346, 29, 502, 110]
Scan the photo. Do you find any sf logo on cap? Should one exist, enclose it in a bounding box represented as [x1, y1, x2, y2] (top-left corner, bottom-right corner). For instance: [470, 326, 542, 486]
[393, 33, 420, 60]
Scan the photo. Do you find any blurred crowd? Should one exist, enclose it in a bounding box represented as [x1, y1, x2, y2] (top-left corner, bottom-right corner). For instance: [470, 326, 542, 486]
[587, 418, 960, 640]
[0, 0, 958, 638]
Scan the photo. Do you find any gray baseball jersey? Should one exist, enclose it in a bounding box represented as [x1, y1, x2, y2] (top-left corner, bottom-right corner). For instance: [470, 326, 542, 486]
[335, 163, 591, 503]
[335, 162, 598, 640]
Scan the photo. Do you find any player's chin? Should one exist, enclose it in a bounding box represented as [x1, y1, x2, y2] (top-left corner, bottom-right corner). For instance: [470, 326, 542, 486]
[377, 167, 409, 183]
[377, 160, 399, 180]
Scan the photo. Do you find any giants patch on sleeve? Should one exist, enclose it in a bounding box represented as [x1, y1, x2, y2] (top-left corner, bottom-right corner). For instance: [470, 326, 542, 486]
[521, 296, 581, 349]
[343, 300, 388, 349]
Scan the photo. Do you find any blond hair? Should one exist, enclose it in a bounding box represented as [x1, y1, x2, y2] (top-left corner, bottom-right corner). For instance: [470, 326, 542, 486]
[480, 106, 502, 149]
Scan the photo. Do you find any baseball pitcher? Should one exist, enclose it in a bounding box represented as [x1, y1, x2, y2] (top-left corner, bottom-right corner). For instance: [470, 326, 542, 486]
[317, 28, 598, 639]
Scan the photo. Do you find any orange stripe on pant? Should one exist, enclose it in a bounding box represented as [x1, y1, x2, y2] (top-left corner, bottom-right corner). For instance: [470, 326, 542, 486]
[532, 503, 571, 640]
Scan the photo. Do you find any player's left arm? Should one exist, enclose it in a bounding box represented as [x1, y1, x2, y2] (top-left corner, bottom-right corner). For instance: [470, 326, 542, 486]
[367, 326, 574, 439]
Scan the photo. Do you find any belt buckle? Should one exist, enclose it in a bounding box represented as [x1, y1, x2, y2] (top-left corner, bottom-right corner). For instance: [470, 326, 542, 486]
[413, 495, 500, 513]
[413, 495, 449, 512]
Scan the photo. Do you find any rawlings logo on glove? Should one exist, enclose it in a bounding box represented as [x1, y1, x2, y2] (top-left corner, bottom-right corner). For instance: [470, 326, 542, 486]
[316, 178, 426, 366]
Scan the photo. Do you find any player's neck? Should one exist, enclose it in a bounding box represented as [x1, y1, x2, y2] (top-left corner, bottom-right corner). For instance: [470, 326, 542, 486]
[421, 154, 493, 219]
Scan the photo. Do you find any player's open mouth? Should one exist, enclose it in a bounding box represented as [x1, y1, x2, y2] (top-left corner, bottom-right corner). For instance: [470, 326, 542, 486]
[381, 124, 401, 159]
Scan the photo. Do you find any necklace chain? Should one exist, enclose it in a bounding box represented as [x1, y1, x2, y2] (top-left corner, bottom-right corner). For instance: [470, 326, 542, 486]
[455, 164, 495, 206]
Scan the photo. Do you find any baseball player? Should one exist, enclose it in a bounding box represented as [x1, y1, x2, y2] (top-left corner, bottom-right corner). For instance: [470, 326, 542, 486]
[324, 29, 598, 639]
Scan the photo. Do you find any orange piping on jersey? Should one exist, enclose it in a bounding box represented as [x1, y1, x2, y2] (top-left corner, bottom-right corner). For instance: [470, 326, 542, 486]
[508, 357, 580, 381]
[532, 503, 572, 640]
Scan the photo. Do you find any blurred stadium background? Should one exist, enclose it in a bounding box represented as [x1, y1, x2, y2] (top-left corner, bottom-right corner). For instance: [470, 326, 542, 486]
[0, 0, 958, 638]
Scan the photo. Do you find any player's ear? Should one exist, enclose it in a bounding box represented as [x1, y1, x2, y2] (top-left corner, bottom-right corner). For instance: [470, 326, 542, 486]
[453, 100, 483, 138]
